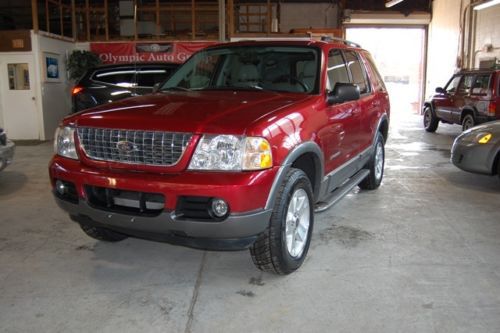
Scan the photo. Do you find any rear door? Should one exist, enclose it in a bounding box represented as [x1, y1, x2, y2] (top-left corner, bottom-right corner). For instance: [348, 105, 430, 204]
[451, 74, 474, 123]
[343, 50, 376, 154]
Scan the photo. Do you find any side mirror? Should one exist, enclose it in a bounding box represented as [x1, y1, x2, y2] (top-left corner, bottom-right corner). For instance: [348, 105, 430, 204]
[152, 82, 161, 93]
[435, 87, 446, 94]
[327, 83, 360, 105]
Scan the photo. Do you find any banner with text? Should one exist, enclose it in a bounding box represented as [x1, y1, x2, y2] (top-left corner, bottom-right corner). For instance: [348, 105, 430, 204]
[90, 41, 217, 64]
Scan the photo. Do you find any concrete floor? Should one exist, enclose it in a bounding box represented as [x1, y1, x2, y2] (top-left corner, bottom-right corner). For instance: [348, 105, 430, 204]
[1, 113, 500, 333]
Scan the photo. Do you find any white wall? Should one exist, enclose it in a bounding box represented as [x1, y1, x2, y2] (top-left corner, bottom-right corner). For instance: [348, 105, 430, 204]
[426, 0, 467, 97]
[473, 5, 500, 67]
[32, 32, 77, 140]
[279, 3, 338, 33]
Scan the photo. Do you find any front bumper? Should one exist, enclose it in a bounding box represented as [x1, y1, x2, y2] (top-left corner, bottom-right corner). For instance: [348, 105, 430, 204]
[451, 140, 496, 175]
[56, 197, 272, 250]
[0, 140, 15, 171]
[50, 156, 278, 250]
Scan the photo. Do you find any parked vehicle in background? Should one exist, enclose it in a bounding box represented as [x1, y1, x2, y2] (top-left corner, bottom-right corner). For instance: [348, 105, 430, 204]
[0, 128, 15, 172]
[72, 62, 179, 112]
[50, 39, 390, 274]
[423, 69, 500, 132]
[451, 120, 500, 177]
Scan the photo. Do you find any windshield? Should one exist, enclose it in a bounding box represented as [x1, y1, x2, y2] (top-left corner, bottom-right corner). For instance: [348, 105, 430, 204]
[161, 46, 319, 94]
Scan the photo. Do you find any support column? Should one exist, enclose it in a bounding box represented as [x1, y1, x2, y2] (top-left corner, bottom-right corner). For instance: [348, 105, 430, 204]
[218, 0, 226, 41]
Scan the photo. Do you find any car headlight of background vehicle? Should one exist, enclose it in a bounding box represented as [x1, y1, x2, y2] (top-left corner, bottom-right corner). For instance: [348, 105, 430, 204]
[54, 126, 78, 160]
[188, 135, 272, 171]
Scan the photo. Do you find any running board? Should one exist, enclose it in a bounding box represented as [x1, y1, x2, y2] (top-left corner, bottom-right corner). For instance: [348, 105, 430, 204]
[314, 169, 370, 213]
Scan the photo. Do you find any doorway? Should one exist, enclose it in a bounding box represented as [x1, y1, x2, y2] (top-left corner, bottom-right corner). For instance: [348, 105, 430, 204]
[0, 54, 40, 140]
[346, 27, 427, 117]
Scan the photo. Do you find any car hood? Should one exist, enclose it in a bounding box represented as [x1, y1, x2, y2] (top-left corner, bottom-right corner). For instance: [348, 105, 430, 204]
[72, 90, 312, 135]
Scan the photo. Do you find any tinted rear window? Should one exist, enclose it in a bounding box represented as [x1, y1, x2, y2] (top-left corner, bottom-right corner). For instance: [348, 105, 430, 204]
[136, 68, 173, 87]
[92, 69, 135, 87]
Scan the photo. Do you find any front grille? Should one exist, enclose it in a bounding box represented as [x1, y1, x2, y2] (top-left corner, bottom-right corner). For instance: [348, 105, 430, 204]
[77, 127, 192, 166]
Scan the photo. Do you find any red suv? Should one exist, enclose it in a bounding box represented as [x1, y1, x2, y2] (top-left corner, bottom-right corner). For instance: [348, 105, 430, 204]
[50, 40, 390, 274]
[423, 69, 500, 132]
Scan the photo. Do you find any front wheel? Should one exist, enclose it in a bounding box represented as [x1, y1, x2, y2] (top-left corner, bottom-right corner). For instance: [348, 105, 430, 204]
[423, 106, 439, 132]
[462, 114, 475, 131]
[250, 168, 314, 275]
[359, 132, 385, 190]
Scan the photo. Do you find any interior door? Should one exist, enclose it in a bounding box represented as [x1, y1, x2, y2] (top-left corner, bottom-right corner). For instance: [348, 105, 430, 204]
[0, 54, 39, 140]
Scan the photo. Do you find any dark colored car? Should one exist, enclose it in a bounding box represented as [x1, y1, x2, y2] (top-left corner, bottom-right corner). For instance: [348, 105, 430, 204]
[423, 69, 500, 132]
[0, 128, 15, 172]
[451, 120, 500, 177]
[72, 62, 179, 112]
[50, 39, 390, 274]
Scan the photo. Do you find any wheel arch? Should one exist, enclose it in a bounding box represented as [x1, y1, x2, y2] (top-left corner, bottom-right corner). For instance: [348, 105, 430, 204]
[265, 141, 324, 209]
[373, 114, 389, 145]
[460, 108, 476, 123]
[492, 149, 500, 176]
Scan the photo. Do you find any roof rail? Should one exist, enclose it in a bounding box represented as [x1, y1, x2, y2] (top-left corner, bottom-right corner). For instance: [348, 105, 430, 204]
[320, 36, 362, 48]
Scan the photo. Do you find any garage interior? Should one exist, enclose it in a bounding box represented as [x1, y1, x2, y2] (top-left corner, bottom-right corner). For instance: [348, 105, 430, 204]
[1, 0, 500, 332]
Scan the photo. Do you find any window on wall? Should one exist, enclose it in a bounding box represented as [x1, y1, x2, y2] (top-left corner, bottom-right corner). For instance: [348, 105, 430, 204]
[38, 0, 74, 38]
[7, 64, 30, 90]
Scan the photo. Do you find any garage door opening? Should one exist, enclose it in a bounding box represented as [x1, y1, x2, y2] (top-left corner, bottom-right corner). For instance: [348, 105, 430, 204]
[346, 27, 426, 117]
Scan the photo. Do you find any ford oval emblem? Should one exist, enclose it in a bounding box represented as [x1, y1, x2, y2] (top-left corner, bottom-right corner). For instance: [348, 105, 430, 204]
[116, 141, 137, 153]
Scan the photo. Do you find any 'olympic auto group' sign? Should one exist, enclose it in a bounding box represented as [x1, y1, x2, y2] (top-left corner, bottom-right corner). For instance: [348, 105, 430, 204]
[90, 41, 217, 64]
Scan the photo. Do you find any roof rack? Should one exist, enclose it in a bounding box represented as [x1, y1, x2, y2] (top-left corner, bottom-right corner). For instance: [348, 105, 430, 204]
[320, 36, 362, 48]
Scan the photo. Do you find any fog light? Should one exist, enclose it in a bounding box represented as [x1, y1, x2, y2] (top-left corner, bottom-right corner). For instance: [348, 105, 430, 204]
[211, 198, 228, 217]
[55, 180, 66, 195]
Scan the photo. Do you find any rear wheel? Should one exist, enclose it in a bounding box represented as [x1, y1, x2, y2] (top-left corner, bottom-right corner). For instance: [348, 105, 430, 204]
[79, 223, 128, 242]
[250, 168, 314, 275]
[359, 132, 385, 190]
[423, 106, 439, 132]
[462, 114, 475, 131]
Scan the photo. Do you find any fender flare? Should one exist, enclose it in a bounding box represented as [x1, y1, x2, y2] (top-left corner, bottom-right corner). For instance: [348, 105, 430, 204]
[265, 141, 324, 210]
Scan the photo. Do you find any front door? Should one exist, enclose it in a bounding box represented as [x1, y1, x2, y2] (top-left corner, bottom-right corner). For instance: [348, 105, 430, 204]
[0, 54, 39, 140]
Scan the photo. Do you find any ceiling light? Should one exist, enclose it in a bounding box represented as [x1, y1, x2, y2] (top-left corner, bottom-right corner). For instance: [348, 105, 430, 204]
[474, 0, 500, 10]
[385, 0, 405, 8]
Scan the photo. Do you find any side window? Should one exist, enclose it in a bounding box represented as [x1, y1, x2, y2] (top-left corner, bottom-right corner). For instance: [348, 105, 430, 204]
[327, 49, 349, 91]
[93, 69, 136, 87]
[445, 75, 461, 94]
[471, 74, 491, 95]
[457, 74, 474, 95]
[136, 68, 171, 87]
[363, 52, 386, 92]
[344, 51, 370, 94]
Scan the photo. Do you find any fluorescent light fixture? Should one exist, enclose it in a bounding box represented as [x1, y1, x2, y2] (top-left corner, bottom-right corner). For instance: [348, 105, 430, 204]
[474, 0, 500, 10]
[385, 0, 405, 8]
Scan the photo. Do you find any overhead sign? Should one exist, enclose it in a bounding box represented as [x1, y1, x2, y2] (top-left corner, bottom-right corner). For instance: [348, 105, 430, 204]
[90, 41, 217, 64]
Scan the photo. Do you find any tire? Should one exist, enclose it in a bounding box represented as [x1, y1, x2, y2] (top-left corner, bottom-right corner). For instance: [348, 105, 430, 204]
[462, 114, 475, 131]
[423, 106, 439, 132]
[359, 132, 385, 190]
[250, 168, 314, 275]
[79, 223, 128, 242]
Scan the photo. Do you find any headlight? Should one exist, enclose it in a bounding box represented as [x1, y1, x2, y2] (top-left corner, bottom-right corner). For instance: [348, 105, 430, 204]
[188, 135, 272, 171]
[54, 126, 78, 159]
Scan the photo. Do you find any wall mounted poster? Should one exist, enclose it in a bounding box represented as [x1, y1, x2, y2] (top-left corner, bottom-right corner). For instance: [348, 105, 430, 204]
[44, 52, 60, 82]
